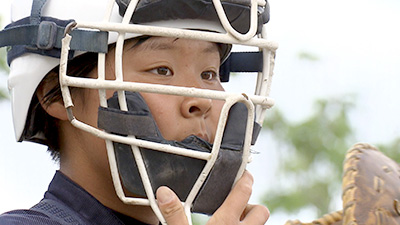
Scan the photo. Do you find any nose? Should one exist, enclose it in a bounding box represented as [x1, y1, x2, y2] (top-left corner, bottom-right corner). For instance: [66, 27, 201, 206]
[176, 69, 215, 118]
[180, 97, 212, 118]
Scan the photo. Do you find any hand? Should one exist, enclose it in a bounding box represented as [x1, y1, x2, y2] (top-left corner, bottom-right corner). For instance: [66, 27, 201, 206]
[207, 171, 269, 225]
[156, 186, 188, 225]
[156, 171, 269, 225]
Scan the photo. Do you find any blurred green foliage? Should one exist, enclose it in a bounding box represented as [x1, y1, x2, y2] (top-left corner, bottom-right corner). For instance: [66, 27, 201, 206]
[376, 137, 400, 162]
[262, 96, 400, 218]
[262, 97, 356, 216]
[298, 51, 320, 62]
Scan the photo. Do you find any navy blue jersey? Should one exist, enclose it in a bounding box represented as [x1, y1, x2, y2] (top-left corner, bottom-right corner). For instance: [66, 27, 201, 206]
[0, 171, 149, 225]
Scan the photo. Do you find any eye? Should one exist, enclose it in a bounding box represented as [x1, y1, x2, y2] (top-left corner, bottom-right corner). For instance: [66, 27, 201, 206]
[201, 71, 219, 81]
[148, 67, 173, 76]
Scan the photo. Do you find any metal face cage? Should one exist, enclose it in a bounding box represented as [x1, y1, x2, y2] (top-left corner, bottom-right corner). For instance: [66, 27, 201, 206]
[58, 0, 278, 224]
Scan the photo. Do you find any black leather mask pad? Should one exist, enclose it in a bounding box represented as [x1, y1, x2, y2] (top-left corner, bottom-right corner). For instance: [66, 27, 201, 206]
[98, 91, 261, 214]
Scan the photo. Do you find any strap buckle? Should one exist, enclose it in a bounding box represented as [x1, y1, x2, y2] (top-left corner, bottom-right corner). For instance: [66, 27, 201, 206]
[36, 21, 58, 50]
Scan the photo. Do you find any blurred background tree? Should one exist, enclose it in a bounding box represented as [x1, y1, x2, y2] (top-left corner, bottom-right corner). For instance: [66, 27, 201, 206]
[262, 97, 355, 217]
[262, 95, 400, 219]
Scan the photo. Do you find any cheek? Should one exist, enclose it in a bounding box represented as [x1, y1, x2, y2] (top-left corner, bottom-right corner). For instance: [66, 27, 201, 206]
[141, 93, 181, 139]
[71, 89, 101, 127]
[69, 89, 109, 163]
[208, 100, 224, 134]
[214, 101, 224, 118]
[142, 93, 225, 142]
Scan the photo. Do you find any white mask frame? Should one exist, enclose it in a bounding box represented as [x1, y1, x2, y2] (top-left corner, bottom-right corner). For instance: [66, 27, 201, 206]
[58, 0, 278, 224]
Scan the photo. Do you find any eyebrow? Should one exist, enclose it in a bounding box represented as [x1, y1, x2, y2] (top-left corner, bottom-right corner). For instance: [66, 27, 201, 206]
[135, 38, 219, 54]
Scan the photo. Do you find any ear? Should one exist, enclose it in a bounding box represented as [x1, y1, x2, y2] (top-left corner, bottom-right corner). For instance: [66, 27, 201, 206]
[36, 81, 69, 121]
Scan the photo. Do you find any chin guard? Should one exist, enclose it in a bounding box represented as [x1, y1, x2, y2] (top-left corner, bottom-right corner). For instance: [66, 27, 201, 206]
[98, 91, 261, 214]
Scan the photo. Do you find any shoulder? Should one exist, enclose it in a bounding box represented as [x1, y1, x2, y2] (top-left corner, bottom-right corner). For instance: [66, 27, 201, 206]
[0, 209, 61, 225]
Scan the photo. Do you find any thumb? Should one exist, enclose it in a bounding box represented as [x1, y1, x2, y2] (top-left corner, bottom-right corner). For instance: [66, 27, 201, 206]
[156, 186, 189, 225]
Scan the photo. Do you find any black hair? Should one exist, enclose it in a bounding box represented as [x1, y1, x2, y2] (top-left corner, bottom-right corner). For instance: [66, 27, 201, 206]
[22, 37, 151, 160]
[22, 52, 98, 160]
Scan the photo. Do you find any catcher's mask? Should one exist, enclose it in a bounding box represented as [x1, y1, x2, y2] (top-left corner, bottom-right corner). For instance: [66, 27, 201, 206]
[0, 0, 278, 223]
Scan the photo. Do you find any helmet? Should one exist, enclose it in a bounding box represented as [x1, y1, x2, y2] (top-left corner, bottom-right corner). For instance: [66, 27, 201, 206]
[0, 0, 278, 223]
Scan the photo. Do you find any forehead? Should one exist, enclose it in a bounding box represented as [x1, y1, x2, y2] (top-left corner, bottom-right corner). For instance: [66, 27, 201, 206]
[125, 37, 221, 55]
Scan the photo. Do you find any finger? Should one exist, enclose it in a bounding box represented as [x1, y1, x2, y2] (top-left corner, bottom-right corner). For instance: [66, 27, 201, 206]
[241, 204, 270, 224]
[156, 186, 189, 225]
[215, 171, 254, 220]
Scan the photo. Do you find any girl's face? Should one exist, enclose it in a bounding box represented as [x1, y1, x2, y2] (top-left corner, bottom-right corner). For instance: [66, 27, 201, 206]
[76, 37, 225, 145]
[61, 37, 225, 223]
[119, 37, 225, 143]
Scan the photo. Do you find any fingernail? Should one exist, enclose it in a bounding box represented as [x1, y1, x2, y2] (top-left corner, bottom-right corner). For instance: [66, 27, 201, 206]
[157, 186, 173, 204]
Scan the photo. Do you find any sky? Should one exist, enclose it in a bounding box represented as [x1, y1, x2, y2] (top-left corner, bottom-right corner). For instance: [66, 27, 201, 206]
[1, 0, 400, 224]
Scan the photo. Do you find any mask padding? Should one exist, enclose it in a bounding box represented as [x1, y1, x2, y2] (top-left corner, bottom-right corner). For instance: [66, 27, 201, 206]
[98, 91, 261, 214]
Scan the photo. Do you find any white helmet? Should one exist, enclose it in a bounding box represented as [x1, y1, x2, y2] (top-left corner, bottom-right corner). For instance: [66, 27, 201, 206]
[0, 0, 277, 223]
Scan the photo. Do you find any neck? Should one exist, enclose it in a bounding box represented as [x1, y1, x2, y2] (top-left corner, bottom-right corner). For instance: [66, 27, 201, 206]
[58, 120, 159, 225]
